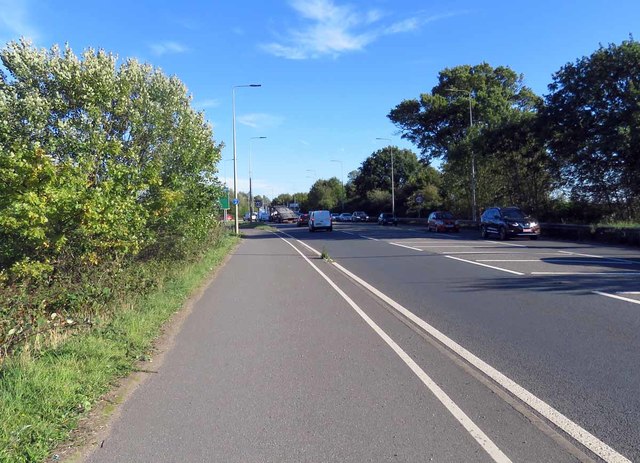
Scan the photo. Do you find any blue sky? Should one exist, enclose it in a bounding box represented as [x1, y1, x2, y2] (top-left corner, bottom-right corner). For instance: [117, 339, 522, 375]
[1, 0, 639, 198]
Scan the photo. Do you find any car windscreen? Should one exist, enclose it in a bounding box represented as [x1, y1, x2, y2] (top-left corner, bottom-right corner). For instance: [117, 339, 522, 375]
[502, 208, 527, 220]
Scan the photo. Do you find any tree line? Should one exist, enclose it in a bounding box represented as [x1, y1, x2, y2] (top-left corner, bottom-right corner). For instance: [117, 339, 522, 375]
[275, 38, 640, 223]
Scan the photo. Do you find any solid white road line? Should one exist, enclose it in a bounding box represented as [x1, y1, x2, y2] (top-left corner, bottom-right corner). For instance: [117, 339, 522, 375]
[592, 291, 640, 305]
[328, 261, 631, 463]
[359, 235, 380, 241]
[390, 242, 424, 251]
[532, 272, 640, 276]
[477, 259, 634, 264]
[445, 256, 525, 276]
[558, 250, 637, 264]
[284, 236, 631, 463]
[278, 235, 513, 463]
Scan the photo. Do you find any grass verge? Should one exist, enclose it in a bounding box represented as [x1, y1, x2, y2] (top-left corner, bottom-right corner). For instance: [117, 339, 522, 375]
[0, 234, 239, 463]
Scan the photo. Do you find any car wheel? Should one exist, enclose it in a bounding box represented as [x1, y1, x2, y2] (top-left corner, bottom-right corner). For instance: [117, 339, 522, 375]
[329, 226, 333, 232]
[481, 226, 488, 239]
[530, 235, 538, 240]
[498, 227, 507, 240]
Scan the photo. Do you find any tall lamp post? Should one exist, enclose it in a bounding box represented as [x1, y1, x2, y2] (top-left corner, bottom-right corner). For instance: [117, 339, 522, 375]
[232, 83, 261, 234]
[330, 159, 344, 212]
[375, 138, 394, 216]
[447, 88, 476, 223]
[249, 136, 266, 222]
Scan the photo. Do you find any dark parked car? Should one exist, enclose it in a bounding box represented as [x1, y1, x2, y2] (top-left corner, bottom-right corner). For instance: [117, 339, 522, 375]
[480, 206, 540, 240]
[427, 211, 459, 232]
[378, 212, 398, 226]
[351, 211, 369, 222]
[296, 213, 309, 227]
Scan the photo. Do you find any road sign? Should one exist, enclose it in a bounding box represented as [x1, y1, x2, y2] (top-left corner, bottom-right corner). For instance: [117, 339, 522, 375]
[415, 195, 424, 204]
[218, 197, 229, 209]
[255, 200, 262, 208]
[232, 198, 239, 206]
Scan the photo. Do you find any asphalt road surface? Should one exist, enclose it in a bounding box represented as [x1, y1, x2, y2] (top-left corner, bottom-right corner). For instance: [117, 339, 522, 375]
[84, 223, 639, 463]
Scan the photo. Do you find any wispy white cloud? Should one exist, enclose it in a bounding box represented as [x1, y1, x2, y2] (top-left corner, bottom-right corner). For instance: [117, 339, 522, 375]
[194, 98, 221, 109]
[237, 113, 284, 129]
[0, 0, 39, 42]
[149, 41, 189, 56]
[261, 0, 464, 60]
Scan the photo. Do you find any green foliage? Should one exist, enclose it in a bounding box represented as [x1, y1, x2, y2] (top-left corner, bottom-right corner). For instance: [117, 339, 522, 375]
[0, 40, 223, 354]
[388, 63, 550, 218]
[543, 38, 640, 219]
[307, 177, 343, 211]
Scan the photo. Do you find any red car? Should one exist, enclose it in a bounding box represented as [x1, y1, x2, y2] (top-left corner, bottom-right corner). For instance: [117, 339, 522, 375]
[427, 211, 459, 232]
[297, 213, 309, 227]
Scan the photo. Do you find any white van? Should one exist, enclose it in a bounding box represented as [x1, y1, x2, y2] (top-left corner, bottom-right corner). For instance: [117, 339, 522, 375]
[309, 210, 332, 232]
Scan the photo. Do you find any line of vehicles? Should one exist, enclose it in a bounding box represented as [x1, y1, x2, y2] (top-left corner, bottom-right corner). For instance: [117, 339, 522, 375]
[239, 204, 541, 240]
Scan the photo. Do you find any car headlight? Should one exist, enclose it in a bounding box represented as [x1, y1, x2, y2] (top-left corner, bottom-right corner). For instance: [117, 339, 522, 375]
[529, 221, 538, 227]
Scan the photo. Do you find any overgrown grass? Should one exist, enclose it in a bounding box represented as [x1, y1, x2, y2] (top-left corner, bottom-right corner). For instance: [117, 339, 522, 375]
[0, 234, 239, 463]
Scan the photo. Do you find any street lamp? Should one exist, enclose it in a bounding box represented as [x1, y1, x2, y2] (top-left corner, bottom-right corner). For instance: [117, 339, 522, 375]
[375, 138, 394, 216]
[330, 159, 344, 212]
[447, 87, 477, 223]
[232, 83, 261, 234]
[249, 136, 266, 222]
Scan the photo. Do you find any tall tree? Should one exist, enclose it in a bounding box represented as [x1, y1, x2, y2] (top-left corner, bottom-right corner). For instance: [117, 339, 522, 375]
[388, 63, 545, 218]
[543, 38, 640, 219]
[307, 177, 342, 211]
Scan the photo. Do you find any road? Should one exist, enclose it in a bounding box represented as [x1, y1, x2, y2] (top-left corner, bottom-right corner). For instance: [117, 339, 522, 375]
[84, 223, 639, 463]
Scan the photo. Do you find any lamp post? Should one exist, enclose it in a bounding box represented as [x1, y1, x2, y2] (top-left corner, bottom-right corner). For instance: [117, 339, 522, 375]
[232, 83, 261, 234]
[249, 136, 266, 222]
[330, 159, 344, 212]
[447, 88, 477, 223]
[375, 138, 394, 216]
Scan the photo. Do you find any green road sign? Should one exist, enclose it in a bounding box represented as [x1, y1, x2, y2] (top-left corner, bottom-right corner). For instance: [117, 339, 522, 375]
[218, 197, 230, 209]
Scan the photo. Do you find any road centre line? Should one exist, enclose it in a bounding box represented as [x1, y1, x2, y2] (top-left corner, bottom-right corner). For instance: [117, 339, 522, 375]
[360, 235, 380, 241]
[282, 232, 632, 462]
[390, 242, 424, 251]
[445, 256, 525, 276]
[277, 235, 512, 463]
[340, 231, 358, 236]
[592, 291, 640, 305]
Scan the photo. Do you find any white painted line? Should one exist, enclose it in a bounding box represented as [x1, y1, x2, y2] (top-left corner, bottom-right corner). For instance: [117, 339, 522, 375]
[403, 245, 498, 248]
[445, 256, 524, 276]
[593, 291, 640, 305]
[278, 236, 513, 463]
[340, 231, 358, 236]
[284, 230, 633, 461]
[360, 235, 380, 241]
[445, 251, 539, 255]
[619, 291, 640, 295]
[324, 262, 631, 463]
[486, 240, 527, 247]
[532, 272, 640, 275]
[390, 242, 423, 251]
[478, 259, 634, 265]
[558, 251, 637, 265]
